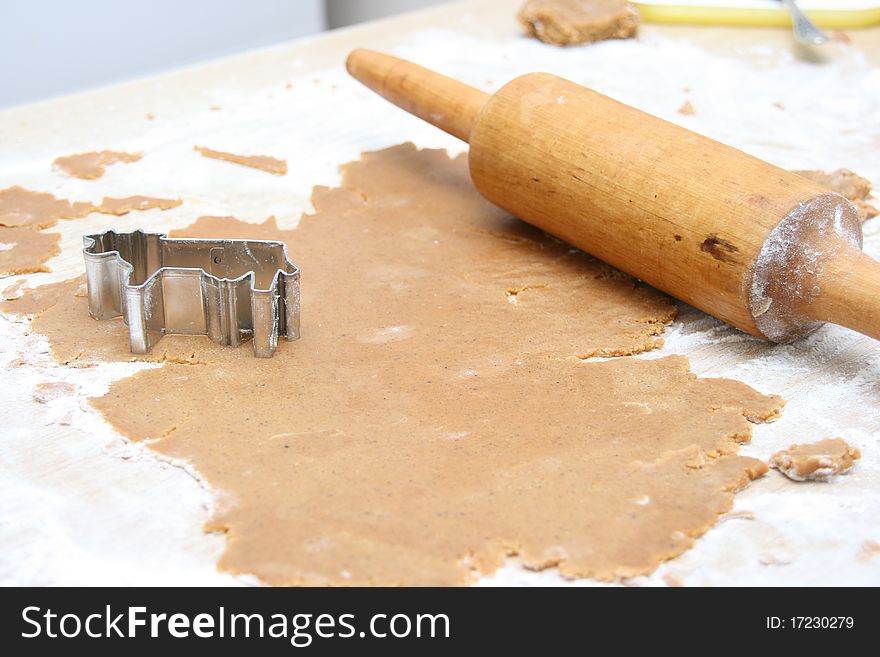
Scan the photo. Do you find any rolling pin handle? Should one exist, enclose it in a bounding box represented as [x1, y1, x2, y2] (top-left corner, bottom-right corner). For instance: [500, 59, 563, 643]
[806, 243, 880, 342]
[346, 49, 489, 143]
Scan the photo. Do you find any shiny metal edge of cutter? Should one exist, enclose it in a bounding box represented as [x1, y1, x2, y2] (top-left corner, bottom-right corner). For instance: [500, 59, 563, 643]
[83, 229, 300, 358]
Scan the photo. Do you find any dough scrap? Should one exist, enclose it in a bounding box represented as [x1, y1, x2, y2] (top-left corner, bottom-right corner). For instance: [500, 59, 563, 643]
[0, 186, 93, 229]
[194, 145, 288, 175]
[53, 150, 142, 179]
[677, 100, 696, 116]
[9, 144, 784, 585]
[0, 226, 60, 276]
[0, 187, 181, 276]
[793, 168, 878, 222]
[770, 437, 860, 481]
[93, 195, 182, 215]
[518, 0, 639, 46]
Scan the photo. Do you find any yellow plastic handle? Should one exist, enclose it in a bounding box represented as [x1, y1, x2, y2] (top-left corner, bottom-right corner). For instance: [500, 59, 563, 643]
[633, 1, 880, 28]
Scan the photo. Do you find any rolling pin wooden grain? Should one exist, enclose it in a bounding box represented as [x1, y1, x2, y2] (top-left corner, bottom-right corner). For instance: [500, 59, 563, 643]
[346, 49, 880, 343]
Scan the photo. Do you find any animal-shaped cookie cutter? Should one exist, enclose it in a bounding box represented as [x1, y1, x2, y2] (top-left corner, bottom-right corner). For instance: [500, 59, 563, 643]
[83, 229, 300, 357]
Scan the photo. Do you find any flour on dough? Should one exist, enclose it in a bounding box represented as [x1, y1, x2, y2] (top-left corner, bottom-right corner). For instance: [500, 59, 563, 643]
[33, 381, 79, 403]
[53, 150, 142, 180]
[194, 145, 287, 175]
[1, 279, 27, 300]
[770, 437, 860, 481]
[518, 0, 639, 46]
[8, 144, 783, 585]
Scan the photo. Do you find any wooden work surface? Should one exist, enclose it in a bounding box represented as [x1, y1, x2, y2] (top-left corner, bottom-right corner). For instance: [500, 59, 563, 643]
[1, 0, 878, 585]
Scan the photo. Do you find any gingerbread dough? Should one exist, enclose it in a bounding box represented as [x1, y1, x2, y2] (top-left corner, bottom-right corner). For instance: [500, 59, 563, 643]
[1, 279, 27, 300]
[93, 195, 182, 215]
[770, 438, 860, 481]
[0, 186, 93, 229]
[53, 150, 142, 179]
[1, 274, 84, 317]
[677, 100, 696, 116]
[6, 144, 783, 585]
[518, 0, 639, 46]
[0, 187, 181, 275]
[793, 168, 878, 222]
[194, 146, 287, 175]
[0, 187, 91, 276]
[0, 226, 60, 276]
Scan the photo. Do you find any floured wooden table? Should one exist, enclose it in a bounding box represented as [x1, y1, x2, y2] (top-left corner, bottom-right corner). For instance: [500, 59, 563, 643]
[1, 0, 878, 585]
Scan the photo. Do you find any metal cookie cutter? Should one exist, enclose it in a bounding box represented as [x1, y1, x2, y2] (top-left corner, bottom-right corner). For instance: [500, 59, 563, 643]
[83, 229, 300, 357]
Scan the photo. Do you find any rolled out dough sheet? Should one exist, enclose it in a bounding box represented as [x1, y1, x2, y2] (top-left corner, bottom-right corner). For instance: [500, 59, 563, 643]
[6, 144, 783, 585]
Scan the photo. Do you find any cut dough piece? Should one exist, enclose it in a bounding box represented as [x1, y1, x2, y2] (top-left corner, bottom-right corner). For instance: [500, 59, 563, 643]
[11, 144, 784, 585]
[0, 226, 60, 276]
[793, 168, 877, 222]
[0, 187, 180, 226]
[0, 186, 93, 229]
[93, 196, 182, 216]
[0, 187, 181, 276]
[794, 169, 870, 202]
[677, 100, 696, 116]
[518, 0, 639, 46]
[194, 145, 287, 175]
[770, 437, 861, 481]
[53, 150, 142, 179]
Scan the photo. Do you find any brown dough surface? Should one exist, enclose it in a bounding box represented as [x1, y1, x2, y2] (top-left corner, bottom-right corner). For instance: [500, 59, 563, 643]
[0, 274, 85, 317]
[518, 0, 639, 46]
[0, 226, 60, 276]
[770, 438, 860, 481]
[0, 187, 181, 275]
[53, 150, 142, 179]
[0, 186, 93, 229]
[174, 215, 283, 240]
[7, 144, 784, 584]
[793, 168, 878, 222]
[93, 195, 182, 215]
[194, 145, 288, 175]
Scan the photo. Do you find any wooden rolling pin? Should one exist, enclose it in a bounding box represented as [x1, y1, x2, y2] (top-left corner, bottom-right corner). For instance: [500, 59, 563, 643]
[346, 49, 880, 343]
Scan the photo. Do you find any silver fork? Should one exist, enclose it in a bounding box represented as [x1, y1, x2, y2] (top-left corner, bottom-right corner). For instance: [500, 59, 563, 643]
[780, 0, 829, 45]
